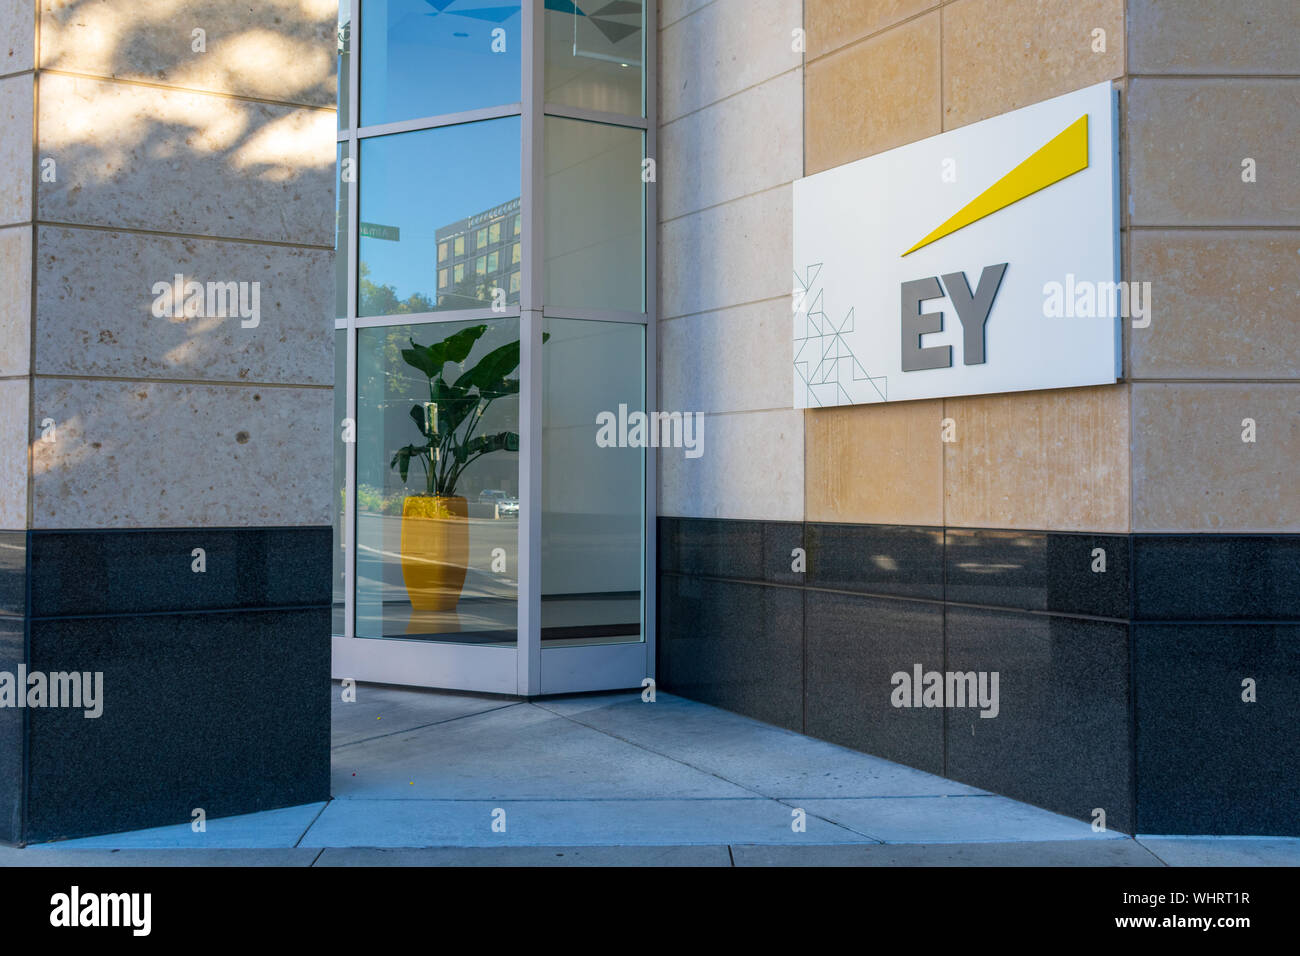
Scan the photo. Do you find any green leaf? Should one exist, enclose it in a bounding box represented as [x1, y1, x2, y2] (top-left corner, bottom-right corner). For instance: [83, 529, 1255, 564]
[399, 340, 440, 379]
[463, 431, 519, 458]
[409, 403, 429, 437]
[454, 339, 521, 396]
[398, 325, 488, 380]
[430, 378, 478, 436]
[441, 324, 488, 365]
[393, 446, 412, 483]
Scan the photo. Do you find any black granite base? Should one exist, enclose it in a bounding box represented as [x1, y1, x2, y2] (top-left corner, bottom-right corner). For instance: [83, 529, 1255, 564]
[658, 517, 1300, 837]
[657, 574, 803, 731]
[1, 526, 332, 844]
[1134, 622, 1300, 835]
[805, 589, 944, 775]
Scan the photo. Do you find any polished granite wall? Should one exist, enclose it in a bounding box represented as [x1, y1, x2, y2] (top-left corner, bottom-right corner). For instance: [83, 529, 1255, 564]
[658, 517, 1299, 836]
[0, 527, 333, 844]
[0, 532, 24, 841]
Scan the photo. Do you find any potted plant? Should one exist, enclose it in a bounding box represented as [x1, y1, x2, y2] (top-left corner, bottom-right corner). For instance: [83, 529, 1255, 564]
[389, 324, 523, 611]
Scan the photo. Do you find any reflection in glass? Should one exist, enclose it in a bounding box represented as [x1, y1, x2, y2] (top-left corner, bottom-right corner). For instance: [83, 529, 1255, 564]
[356, 319, 520, 645]
[360, 0, 522, 127]
[544, 0, 644, 116]
[359, 119, 521, 317]
[332, 330, 348, 635]
[542, 318, 644, 646]
[545, 117, 643, 313]
[338, 0, 351, 129]
[335, 142, 349, 319]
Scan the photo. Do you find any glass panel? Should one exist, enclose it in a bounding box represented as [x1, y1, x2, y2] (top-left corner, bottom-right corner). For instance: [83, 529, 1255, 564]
[360, 0, 522, 127]
[544, 117, 644, 312]
[356, 319, 520, 645]
[541, 317, 644, 647]
[335, 142, 350, 319]
[359, 119, 521, 316]
[332, 330, 348, 635]
[544, 0, 644, 117]
[338, 0, 351, 129]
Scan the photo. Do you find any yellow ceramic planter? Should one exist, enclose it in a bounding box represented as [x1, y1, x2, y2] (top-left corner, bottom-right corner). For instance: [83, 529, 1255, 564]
[399, 495, 469, 611]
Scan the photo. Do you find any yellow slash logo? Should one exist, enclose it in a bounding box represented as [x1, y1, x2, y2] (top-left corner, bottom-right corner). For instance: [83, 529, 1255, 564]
[901, 114, 1090, 257]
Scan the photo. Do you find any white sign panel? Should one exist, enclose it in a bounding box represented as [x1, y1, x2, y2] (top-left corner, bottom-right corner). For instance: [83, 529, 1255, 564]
[793, 81, 1121, 408]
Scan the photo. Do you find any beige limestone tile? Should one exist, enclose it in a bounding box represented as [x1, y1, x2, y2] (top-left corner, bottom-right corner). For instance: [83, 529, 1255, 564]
[1129, 0, 1300, 75]
[659, 408, 804, 520]
[40, 0, 337, 107]
[660, 68, 802, 221]
[0, 225, 31, 376]
[1, 0, 35, 76]
[1132, 383, 1300, 532]
[942, 0, 1124, 130]
[944, 385, 1130, 533]
[0, 73, 32, 226]
[30, 378, 332, 530]
[805, 0, 937, 60]
[0, 378, 27, 529]
[804, 12, 939, 175]
[34, 226, 333, 385]
[659, 0, 803, 123]
[1129, 230, 1300, 379]
[805, 400, 944, 526]
[1127, 79, 1300, 226]
[659, 184, 791, 320]
[37, 72, 335, 245]
[659, 297, 791, 415]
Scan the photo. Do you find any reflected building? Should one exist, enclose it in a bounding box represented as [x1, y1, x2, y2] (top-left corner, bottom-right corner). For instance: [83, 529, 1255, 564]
[434, 197, 522, 310]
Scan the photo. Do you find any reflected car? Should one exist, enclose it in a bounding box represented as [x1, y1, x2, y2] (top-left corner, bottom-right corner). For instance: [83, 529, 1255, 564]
[495, 497, 519, 518]
[478, 489, 509, 505]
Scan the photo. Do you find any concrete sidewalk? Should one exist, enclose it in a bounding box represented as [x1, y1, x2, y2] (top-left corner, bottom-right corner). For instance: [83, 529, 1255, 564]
[4, 685, 1298, 866]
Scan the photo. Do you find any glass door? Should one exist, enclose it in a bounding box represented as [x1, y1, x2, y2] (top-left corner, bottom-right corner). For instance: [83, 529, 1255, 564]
[537, 317, 647, 693]
[333, 0, 655, 696]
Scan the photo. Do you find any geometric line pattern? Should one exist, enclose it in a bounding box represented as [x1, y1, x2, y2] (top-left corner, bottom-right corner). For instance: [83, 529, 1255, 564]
[793, 263, 887, 407]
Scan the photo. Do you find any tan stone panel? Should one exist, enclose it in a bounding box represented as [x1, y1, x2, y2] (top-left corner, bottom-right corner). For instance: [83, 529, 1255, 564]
[944, 386, 1130, 533]
[31, 378, 332, 529]
[659, 0, 803, 123]
[1129, 0, 1300, 75]
[659, 298, 792, 415]
[805, 12, 939, 175]
[0, 225, 31, 377]
[40, 0, 337, 107]
[34, 226, 333, 385]
[1130, 230, 1300, 379]
[37, 73, 335, 245]
[0, 74, 32, 226]
[659, 409, 804, 521]
[1127, 79, 1300, 226]
[1132, 383, 1300, 532]
[1, 0, 35, 76]
[805, 0, 937, 60]
[0, 378, 28, 530]
[942, 0, 1123, 130]
[805, 400, 944, 526]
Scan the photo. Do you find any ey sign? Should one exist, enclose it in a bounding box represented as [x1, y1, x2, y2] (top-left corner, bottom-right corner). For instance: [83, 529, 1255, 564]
[793, 81, 1121, 408]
